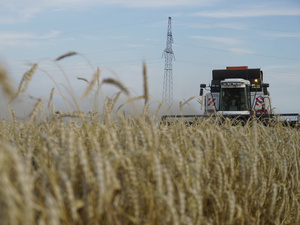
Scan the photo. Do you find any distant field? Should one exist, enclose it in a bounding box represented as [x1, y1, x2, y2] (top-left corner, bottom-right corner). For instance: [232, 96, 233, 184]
[0, 57, 299, 224]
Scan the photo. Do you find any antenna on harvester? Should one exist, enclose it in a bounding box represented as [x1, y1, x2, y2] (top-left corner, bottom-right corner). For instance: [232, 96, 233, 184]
[162, 17, 174, 106]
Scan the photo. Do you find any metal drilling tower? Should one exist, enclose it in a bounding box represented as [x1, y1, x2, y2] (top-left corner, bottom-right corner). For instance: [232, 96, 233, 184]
[162, 17, 174, 105]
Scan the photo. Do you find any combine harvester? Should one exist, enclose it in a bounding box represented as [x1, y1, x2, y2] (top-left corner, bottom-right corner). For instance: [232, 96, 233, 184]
[162, 66, 300, 127]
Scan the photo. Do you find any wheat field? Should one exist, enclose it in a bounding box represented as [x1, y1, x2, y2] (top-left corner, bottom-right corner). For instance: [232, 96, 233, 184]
[0, 59, 300, 225]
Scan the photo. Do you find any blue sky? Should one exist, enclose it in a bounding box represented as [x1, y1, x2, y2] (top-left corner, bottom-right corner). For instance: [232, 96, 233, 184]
[0, 0, 300, 116]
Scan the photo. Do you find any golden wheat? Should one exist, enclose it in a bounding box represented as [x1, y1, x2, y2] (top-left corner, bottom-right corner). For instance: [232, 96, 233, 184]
[0, 64, 14, 96]
[1, 110, 300, 224]
[10, 63, 38, 102]
[55, 51, 78, 61]
[102, 78, 129, 96]
[0, 61, 299, 225]
[82, 67, 101, 98]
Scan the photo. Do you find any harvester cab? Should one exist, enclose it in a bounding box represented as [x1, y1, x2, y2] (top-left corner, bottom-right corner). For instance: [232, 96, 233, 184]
[200, 66, 272, 116]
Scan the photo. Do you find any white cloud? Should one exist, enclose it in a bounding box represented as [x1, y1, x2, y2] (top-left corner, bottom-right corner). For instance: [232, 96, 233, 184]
[189, 36, 242, 45]
[0, 31, 61, 47]
[264, 32, 300, 38]
[106, 0, 215, 8]
[217, 23, 248, 30]
[193, 8, 300, 18]
[106, 35, 130, 40]
[263, 64, 300, 73]
[126, 44, 146, 48]
[0, 31, 61, 40]
[226, 48, 254, 55]
[145, 38, 159, 42]
[182, 21, 248, 30]
[0, 0, 218, 24]
[0, 2, 42, 24]
[42, 30, 61, 39]
[80, 35, 101, 41]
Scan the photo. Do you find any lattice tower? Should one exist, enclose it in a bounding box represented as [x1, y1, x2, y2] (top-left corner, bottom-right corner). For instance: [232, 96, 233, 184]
[162, 17, 174, 105]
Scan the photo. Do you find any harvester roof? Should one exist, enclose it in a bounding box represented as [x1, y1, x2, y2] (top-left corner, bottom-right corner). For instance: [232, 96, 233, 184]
[211, 67, 263, 92]
[212, 68, 262, 81]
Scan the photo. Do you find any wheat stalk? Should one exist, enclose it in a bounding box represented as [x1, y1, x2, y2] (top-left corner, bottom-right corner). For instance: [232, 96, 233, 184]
[111, 91, 122, 111]
[116, 96, 144, 112]
[155, 101, 163, 117]
[60, 171, 78, 222]
[269, 183, 278, 217]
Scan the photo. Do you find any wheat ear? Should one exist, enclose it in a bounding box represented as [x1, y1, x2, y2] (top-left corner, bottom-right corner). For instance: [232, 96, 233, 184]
[82, 67, 100, 98]
[29, 98, 43, 123]
[10, 63, 38, 102]
[48, 88, 55, 109]
[0, 64, 14, 96]
[55, 51, 78, 61]
[143, 62, 149, 105]
[102, 78, 129, 96]
[77, 77, 89, 83]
